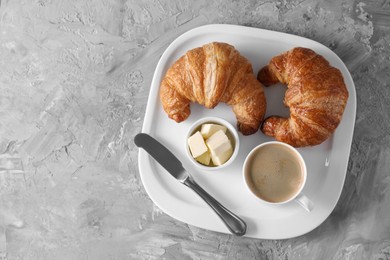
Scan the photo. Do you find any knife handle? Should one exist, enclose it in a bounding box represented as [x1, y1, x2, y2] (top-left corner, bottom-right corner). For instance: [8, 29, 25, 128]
[183, 176, 247, 236]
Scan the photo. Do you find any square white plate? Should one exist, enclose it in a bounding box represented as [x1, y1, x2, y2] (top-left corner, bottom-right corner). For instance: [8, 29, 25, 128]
[138, 24, 356, 239]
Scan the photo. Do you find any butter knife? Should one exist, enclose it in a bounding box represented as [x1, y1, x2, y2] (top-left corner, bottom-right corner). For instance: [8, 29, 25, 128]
[134, 133, 247, 236]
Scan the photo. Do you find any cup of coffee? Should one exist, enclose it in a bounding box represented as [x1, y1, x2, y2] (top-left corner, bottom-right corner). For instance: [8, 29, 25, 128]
[243, 141, 314, 212]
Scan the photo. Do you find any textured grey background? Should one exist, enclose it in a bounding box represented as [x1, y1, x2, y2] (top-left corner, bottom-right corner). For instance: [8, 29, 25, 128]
[0, 0, 389, 259]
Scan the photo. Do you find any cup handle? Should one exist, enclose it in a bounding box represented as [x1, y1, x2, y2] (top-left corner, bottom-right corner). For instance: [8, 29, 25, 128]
[294, 193, 314, 212]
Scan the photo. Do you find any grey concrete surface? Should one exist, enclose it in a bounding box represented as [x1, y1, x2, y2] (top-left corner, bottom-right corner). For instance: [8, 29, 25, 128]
[0, 0, 390, 259]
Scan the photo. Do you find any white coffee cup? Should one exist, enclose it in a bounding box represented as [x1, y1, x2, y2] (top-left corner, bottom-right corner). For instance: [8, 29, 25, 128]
[243, 141, 314, 212]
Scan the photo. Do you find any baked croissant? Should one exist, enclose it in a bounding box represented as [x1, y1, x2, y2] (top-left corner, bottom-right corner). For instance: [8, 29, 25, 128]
[258, 47, 349, 147]
[160, 42, 266, 135]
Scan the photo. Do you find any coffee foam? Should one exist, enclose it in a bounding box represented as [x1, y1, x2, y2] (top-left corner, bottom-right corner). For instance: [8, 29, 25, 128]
[246, 144, 304, 203]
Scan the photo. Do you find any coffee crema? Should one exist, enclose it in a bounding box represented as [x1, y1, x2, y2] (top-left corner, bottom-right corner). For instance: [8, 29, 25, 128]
[246, 144, 304, 203]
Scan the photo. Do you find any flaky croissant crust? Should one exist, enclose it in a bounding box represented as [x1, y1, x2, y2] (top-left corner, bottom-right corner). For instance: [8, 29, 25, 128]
[160, 42, 266, 135]
[258, 47, 349, 147]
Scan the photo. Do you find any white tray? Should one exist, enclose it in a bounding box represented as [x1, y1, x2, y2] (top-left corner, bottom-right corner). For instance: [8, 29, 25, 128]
[138, 24, 356, 239]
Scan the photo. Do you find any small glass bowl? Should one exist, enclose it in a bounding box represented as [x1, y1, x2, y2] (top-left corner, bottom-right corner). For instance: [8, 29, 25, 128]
[185, 117, 240, 171]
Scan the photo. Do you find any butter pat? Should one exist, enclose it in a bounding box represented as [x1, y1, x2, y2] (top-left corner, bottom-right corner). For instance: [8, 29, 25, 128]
[188, 131, 208, 158]
[195, 151, 211, 165]
[206, 130, 233, 166]
[200, 123, 227, 139]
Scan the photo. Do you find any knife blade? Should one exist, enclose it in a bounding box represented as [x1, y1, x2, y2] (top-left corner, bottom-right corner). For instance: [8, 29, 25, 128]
[134, 133, 188, 182]
[134, 133, 247, 236]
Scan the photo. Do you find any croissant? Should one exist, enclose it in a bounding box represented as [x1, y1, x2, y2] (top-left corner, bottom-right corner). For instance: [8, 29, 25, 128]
[160, 42, 266, 135]
[258, 47, 349, 147]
